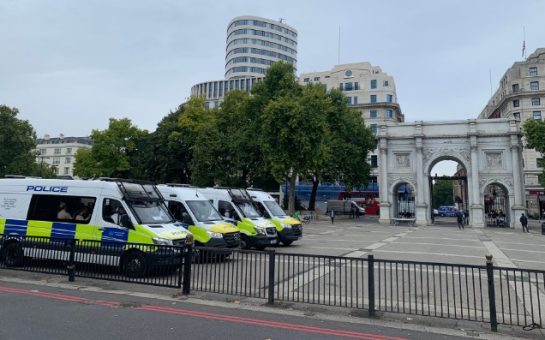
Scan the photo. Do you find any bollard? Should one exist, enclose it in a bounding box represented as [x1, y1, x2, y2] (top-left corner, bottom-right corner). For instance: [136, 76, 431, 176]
[182, 244, 193, 295]
[367, 254, 375, 317]
[268, 250, 276, 305]
[67, 239, 76, 282]
[485, 255, 498, 332]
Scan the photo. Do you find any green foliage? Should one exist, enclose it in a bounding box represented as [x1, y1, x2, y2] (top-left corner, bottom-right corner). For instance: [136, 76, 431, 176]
[73, 118, 148, 178]
[432, 179, 454, 208]
[523, 119, 545, 187]
[0, 105, 38, 177]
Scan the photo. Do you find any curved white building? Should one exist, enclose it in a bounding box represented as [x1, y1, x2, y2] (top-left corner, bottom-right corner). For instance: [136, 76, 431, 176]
[225, 16, 298, 79]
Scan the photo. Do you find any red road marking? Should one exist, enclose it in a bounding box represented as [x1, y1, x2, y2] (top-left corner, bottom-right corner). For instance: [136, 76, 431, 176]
[0, 285, 408, 340]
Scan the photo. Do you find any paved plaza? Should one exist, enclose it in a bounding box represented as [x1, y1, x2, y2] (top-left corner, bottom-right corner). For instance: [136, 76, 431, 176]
[276, 215, 545, 271]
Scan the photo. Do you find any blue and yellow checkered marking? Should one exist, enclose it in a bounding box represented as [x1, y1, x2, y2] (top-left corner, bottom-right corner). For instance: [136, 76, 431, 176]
[51, 222, 77, 239]
[4, 219, 28, 237]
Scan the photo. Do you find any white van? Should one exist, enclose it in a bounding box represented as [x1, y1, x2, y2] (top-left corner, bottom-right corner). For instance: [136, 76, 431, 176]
[0, 177, 192, 277]
[157, 184, 240, 248]
[197, 187, 278, 250]
[248, 189, 302, 246]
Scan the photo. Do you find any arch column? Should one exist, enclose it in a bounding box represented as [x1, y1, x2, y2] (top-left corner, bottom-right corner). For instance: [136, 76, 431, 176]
[378, 139, 391, 225]
[510, 121, 526, 229]
[415, 137, 428, 225]
[469, 133, 484, 227]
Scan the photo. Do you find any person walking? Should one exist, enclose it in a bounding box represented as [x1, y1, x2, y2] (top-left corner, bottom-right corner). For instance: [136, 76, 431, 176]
[520, 213, 529, 233]
[329, 209, 335, 224]
[456, 210, 464, 230]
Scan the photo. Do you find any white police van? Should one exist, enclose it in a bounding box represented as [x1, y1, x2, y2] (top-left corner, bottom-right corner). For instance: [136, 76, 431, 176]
[0, 177, 193, 277]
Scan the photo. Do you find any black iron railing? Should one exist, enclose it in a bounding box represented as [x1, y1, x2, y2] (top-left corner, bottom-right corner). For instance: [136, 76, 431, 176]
[1, 234, 544, 332]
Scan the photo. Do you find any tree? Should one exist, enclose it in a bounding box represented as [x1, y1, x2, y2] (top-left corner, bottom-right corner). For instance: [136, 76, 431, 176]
[73, 118, 148, 178]
[0, 105, 38, 177]
[260, 83, 330, 214]
[523, 119, 545, 186]
[432, 179, 454, 208]
[140, 108, 192, 183]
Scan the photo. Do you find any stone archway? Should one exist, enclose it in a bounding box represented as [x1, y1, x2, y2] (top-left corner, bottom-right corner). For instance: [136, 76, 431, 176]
[378, 119, 526, 228]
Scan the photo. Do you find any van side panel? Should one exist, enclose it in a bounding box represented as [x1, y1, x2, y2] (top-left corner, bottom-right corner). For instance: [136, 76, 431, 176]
[3, 219, 28, 236]
[27, 220, 54, 238]
[0, 218, 5, 234]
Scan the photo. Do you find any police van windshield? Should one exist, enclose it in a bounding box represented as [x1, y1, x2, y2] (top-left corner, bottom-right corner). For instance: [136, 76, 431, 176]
[263, 201, 287, 217]
[235, 202, 261, 218]
[129, 201, 173, 224]
[186, 200, 223, 222]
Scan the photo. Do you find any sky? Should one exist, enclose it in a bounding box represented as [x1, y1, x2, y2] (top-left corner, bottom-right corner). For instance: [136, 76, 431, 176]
[2, 0, 545, 175]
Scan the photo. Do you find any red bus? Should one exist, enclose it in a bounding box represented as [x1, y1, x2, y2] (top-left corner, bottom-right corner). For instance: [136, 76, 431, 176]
[338, 191, 380, 215]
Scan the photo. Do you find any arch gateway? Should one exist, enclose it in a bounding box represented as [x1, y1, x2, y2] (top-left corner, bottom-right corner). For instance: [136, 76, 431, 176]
[377, 119, 526, 228]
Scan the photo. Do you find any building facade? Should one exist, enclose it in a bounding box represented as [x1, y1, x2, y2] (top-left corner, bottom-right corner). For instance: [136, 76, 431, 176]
[35, 134, 93, 177]
[479, 48, 545, 217]
[299, 62, 403, 186]
[190, 16, 297, 109]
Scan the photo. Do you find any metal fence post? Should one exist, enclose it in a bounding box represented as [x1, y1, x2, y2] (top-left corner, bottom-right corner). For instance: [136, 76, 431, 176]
[67, 239, 76, 282]
[368, 254, 375, 317]
[485, 255, 498, 332]
[268, 250, 276, 305]
[182, 244, 193, 295]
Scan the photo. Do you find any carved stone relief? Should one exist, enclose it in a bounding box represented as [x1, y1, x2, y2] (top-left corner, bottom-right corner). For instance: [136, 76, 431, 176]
[479, 176, 514, 192]
[388, 175, 416, 189]
[485, 152, 503, 169]
[394, 153, 411, 169]
[422, 146, 470, 164]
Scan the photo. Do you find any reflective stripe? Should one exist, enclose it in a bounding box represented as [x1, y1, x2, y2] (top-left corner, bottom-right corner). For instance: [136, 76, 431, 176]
[0, 218, 6, 234]
[51, 222, 76, 239]
[26, 220, 53, 238]
[4, 219, 28, 237]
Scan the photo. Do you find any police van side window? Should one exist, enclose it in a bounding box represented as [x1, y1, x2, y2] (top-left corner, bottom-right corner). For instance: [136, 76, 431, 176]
[167, 201, 188, 222]
[27, 195, 96, 224]
[102, 199, 123, 225]
[218, 200, 239, 221]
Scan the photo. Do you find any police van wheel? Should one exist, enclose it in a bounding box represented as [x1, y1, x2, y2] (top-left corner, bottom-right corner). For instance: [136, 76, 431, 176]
[2, 242, 24, 267]
[282, 240, 293, 246]
[122, 251, 147, 278]
[240, 235, 249, 250]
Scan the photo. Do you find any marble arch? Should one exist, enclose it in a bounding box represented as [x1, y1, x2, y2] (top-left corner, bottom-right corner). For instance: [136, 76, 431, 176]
[377, 119, 525, 228]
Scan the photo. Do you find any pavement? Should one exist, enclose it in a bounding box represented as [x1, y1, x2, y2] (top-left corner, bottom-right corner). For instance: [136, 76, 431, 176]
[275, 215, 545, 271]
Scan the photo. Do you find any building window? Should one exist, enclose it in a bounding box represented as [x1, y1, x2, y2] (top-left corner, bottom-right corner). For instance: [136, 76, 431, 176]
[532, 98, 541, 106]
[65, 157, 71, 164]
[386, 94, 393, 103]
[370, 124, 378, 134]
[345, 70, 352, 77]
[53, 157, 60, 166]
[513, 99, 520, 108]
[386, 109, 393, 118]
[64, 167, 70, 175]
[66, 147, 72, 154]
[346, 97, 352, 105]
[313, 76, 320, 82]
[353, 96, 358, 105]
[370, 95, 377, 103]
[303, 78, 310, 82]
[513, 112, 520, 120]
[370, 110, 378, 118]
[339, 83, 344, 91]
[370, 79, 377, 89]
[529, 67, 538, 76]
[384, 80, 389, 87]
[371, 155, 378, 168]
[533, 111, 542, 120]
[530, 81, 539, 91]
[344, 82, 353, 91]
[54, 148, 61, 155]
[512, 83, 519, 93]
[537, 158, 544, 168]
[354, 82, 360, 90]
[39, 148, 47, 155]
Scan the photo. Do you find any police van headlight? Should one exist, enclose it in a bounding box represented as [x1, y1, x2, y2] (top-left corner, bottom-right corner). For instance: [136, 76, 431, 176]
[282, 223, 292, 229]
[153, 238, 173, 246]
[207, 231, 223, 238]
[254, 226, 266, 235]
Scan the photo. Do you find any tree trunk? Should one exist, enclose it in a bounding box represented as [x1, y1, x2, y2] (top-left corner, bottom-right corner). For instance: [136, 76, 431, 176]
[288, 175, 297, 215]
[308, 176, 319, 211]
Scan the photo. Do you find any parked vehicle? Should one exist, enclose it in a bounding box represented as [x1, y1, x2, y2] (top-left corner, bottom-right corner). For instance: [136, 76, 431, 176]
[197, 187, 278, 250]
[248, 189, 302, 246]
[157, 184, 240, 248]
[338, 191, 379, 215]
[437, 206, 458, 217]
[0, 177, 193, 277]
[326, 200, 366, 216]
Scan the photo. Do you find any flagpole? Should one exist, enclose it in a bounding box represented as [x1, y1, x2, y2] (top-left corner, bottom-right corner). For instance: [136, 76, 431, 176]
[522, 26, 526, 59]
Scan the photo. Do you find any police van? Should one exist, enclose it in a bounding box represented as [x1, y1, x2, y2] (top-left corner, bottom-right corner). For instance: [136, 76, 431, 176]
[0, 177, 193, 277]
[248, 189, 302, 246]
[157, 184, 240, 248]
[197, 187, 277, 250]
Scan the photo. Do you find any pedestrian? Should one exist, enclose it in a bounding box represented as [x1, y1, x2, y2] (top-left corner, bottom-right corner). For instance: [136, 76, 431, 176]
[463, 209, 469, 225]
[520, 213, 529, 233]
[456, 210, 464, 230]
[329, 209, 335, 224]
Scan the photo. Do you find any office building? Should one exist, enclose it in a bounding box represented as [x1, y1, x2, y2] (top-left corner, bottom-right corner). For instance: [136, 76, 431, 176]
[35, 134, 93, 177]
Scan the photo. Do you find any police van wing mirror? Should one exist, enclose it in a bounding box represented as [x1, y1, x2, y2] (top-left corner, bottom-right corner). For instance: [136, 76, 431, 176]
[120, 215, 133, 229]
